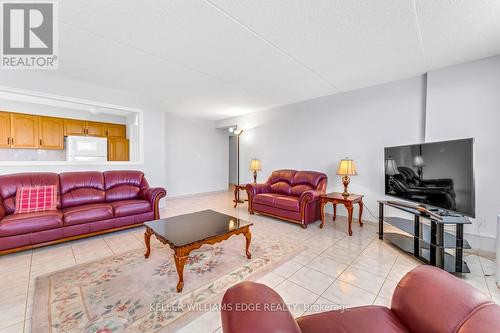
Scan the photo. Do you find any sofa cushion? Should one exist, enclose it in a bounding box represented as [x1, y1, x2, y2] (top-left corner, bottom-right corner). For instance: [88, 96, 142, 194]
[0, 211, 63, 236]
[0, 172, 60, 214]
[270, 182, 292, 195]
[104, 170, 146, 202]
[292, 171, 326, 188]
[268, 170, 296, 195]
[391, 265, 492, 333]
[253, 193, 281, 207]
[110, 200, 151, 217]
[275, 196, 300, 212]
[63, 203, 113, 226]
[290, 184, 314, 197]
[296, 306, 408, 333]
[59, 172, 105, 208]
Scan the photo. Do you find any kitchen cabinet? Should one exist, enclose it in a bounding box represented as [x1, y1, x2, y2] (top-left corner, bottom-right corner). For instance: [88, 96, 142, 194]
[0, 110, 128, 155]
[85, 121, 105, 137]
[39, 116, 64, 149]
[10, 113, 39, 148]
[108, 137, 129, 161]
[64, 120, 110, 137]
[64, 119, 86, 136]
[104, 123, 126, 138]
[0, 111, 10, 148]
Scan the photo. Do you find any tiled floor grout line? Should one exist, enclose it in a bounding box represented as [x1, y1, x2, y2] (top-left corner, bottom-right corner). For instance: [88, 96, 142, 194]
[374, 253, 399, 302]
[314, 239, 368, 306]
[22, 250, 33, 333]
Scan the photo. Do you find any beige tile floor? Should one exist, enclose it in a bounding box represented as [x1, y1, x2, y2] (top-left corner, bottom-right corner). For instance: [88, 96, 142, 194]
[0, 191, 497, 333]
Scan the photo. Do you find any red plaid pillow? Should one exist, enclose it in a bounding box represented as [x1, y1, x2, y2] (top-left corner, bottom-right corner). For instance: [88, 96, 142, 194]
[14, 186, 57, 214]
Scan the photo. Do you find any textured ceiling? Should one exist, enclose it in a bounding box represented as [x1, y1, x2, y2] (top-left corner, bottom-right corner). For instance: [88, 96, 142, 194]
[38, 0, 500, 119]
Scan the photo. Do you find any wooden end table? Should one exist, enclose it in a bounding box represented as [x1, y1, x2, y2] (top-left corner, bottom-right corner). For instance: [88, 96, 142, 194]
[144, 210, 252, 292]
[233, 184, 247, 208]
[320, 192, 364, 236]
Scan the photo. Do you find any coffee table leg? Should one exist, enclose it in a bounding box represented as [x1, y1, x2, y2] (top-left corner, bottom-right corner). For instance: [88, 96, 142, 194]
[244, 229, 252, 259]
[346, 204, 353, 236]
[358, 201, 364, 226]
[333, 204, 337, 221]
[174, 252, 188, 292]
[144, 228, 153, 259]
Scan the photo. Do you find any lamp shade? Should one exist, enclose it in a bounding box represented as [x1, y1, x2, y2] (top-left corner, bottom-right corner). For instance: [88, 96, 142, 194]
[385, 159, 399, 176]
[249, 159, 261, 171]
[336, 158, 357, 176]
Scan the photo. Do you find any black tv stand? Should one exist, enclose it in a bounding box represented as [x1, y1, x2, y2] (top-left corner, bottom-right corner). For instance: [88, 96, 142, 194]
[379, 200, 471, 273]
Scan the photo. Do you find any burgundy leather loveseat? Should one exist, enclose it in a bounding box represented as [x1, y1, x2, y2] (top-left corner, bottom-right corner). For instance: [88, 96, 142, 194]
[0, 170, 166, 254]
[221, 265, 500, 333]
[246, 170, 327, 228]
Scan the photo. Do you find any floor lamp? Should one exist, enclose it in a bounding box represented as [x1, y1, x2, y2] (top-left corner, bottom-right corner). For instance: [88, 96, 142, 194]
[233, 129, 243, 203]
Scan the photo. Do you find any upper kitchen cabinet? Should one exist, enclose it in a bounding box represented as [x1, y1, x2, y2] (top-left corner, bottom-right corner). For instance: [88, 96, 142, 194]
[0, 111, 10, 148]
[10, 113, 39, 149]
[85, 121, 105, 137]
[39, 116, 64, 149]
[64, 119, 86, 136]
[104, 123, 126, 138]
[63, 119, 109, 137]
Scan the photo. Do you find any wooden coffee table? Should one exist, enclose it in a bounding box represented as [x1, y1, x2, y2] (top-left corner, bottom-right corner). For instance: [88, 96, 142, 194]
[144, 210, 253, 292]
[320, 192, 364, 236]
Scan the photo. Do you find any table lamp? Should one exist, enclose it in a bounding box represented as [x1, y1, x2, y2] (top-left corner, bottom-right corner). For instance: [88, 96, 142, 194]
[249, 158, 261, 183]
[385, 158, 399, 194]
[336, 158, 357, 197]
[413, 155, 424, 179]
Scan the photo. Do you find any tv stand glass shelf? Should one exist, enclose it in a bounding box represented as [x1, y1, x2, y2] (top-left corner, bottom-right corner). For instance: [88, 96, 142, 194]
[378, 201, 471, 273]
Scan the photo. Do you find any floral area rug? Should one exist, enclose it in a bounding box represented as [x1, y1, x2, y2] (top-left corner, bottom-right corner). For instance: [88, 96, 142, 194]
[33, 234, 302, 332]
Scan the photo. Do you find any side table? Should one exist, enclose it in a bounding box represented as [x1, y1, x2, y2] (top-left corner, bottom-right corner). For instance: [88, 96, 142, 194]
[233, 184, 247, 208]
[320, 192, 364, 236]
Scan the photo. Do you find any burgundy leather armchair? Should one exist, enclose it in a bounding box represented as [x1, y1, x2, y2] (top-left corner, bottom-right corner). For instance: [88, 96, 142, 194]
[246, 170, 327, 228]
[221, 265, 500, 333]
[0, 170, 166, 254]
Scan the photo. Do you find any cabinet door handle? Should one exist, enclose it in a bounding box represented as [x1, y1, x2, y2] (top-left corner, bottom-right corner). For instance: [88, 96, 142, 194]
[7, 137, 10, 145]
[11, 137, 14, 145]
[39, 139, 42, 146]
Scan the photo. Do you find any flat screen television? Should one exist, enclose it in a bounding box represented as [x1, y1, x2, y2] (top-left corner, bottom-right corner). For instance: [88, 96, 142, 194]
[384, 138, 475, 217]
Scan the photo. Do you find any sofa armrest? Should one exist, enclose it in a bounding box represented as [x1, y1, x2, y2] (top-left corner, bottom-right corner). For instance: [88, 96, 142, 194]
[245, 183, 271, 197]
[300, 190, 323, 203]
[140, 187, 167, 219]
[221, 281, 301, 333]
[0, 197, 5, 220]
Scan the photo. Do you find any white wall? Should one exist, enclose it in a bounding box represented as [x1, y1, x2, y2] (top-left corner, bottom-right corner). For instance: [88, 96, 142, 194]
[228, 136, 238, 185]
[426, 55, 500, 251]
[0, 71, 167, 190]
[165, 113, 228, 197]
[216, 76, 426, 219]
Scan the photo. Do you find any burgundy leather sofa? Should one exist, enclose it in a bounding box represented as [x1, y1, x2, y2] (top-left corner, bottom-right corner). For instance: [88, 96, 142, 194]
[221, 265, 500, 333]
[246, 170, 327, 228]
[0, 171, 166, 254]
